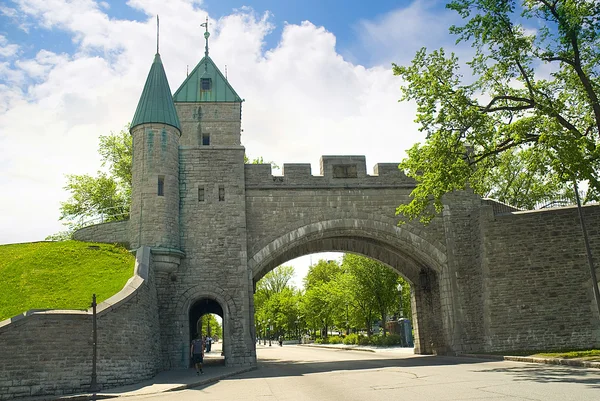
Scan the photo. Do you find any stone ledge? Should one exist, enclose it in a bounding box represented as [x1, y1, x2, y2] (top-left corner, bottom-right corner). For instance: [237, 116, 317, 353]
[456, 353, 600, 369]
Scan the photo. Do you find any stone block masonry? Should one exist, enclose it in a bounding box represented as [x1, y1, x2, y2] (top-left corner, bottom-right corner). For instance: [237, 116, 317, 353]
[0, 247, 160, 400]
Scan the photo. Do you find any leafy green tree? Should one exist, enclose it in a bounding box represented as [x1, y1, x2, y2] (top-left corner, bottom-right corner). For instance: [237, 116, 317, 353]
[199, 314, 222, 339]
[303, 259, 344, 290]
[343, 254, 400, 336]
[254, 265, 300, 338]
[393, 0, 600, 223]
[48, 126, 131, 239]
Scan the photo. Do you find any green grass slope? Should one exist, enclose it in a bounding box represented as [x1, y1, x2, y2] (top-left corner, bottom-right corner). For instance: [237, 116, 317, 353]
[0, 241, 135, 322]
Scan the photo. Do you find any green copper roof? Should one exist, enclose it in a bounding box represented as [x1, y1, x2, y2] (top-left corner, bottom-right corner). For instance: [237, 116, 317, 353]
[131, 53, 181, 132]
[173, 56, 242, 102]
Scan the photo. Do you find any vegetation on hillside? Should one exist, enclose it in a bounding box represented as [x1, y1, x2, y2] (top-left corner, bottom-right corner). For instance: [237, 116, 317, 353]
[0, 241, 134, 321]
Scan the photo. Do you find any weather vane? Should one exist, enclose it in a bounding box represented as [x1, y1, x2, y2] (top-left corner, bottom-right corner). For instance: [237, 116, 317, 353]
[200, 17, 210, 60]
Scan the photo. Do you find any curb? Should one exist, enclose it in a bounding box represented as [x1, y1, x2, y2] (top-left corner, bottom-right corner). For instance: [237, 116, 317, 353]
[457, 353, 600, 369]
[299, 344, 376, 353]
[165, 366, 257, 392]
[44, 366, 257, 401]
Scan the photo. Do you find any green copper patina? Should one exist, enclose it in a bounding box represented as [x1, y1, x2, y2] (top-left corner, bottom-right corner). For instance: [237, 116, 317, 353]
[173, 56, 242, 103]
[174, 20, 241, 103]
[131, 53, 181, 131]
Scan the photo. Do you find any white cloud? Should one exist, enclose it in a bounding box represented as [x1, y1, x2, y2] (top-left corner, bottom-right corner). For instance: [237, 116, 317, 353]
[0, 0, 428, 245]
[0, 34, 19, 58]
[348, 0, 462, 66]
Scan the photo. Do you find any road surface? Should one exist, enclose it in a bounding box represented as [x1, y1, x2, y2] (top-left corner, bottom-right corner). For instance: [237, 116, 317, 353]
[129, 344, 600, 400]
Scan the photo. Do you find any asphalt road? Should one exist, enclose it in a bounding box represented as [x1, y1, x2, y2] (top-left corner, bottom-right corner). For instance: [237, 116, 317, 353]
[130, 344, 600, 400]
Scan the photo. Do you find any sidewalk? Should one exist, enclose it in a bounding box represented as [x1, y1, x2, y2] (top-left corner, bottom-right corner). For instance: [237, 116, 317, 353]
[55, 343, 255, 401]
[300, 343, 600, 369]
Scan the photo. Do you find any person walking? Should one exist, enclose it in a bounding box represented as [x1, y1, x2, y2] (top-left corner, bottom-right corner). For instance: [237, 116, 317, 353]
[190, 336, 205, 375]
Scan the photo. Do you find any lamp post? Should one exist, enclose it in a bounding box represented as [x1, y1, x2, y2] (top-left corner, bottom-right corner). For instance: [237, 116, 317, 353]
[268, 319, 272, 346]
[90, 294, 98, 394]
[574, 180, 600, 320]
[397, 283, 403, 319]
[345, 303, 349, 336]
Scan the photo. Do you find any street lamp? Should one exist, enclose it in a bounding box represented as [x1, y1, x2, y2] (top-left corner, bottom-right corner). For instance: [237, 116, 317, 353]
[397, 283, 403, 319]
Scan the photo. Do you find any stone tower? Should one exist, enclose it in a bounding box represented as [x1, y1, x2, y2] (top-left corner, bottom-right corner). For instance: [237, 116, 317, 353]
[129, 52, 182, 253]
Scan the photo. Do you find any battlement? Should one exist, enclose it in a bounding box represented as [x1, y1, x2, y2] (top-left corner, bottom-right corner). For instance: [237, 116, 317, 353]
[245, 155, 415, 188]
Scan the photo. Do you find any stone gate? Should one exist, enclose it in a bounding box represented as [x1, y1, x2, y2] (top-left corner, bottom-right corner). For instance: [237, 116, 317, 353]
[71, 39, 600, 370]
[3, 33, 598, 399]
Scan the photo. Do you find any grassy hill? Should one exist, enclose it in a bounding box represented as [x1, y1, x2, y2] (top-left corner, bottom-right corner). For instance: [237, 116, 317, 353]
[0, 241, 135, 322]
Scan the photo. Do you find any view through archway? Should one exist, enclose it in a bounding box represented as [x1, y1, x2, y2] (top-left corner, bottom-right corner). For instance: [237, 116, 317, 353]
[254, 252, 417, 351]
[188, 298, 225, 366]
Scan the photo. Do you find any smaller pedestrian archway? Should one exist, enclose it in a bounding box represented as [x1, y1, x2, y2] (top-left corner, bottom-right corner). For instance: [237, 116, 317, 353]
[188, 298, 225, 366]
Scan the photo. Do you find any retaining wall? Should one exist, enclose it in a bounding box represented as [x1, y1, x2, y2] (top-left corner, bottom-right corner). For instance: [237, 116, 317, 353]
[73, 220, 130, 247]
[0, 247, 159, 400]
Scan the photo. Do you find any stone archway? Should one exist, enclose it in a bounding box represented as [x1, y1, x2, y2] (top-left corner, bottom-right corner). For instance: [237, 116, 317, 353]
[188, 298, 224, 366]
[176, 287, 236, 367]
[247, 218, 448, 354]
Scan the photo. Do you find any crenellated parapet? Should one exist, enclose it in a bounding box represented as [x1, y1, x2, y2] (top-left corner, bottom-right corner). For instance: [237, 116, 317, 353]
[245, 155, 415, 188]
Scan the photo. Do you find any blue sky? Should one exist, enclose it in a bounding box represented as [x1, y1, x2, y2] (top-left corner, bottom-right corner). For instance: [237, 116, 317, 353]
[0, 0, 463, 286]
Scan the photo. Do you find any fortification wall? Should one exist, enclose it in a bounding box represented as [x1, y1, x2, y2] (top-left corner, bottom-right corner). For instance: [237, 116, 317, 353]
[481, 205, 600, 352]
[244, 156, 447, 258]
[73, 220, 130, 246]
[0, 247, 160, 400]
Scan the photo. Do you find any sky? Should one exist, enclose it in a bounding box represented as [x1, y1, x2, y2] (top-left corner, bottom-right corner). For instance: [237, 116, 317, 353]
[0, 0, 464, 287]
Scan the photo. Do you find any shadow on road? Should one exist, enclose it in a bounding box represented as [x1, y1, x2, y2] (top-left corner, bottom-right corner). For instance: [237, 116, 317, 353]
[472, 365, 600, 388]
[234, 354, 490, 379]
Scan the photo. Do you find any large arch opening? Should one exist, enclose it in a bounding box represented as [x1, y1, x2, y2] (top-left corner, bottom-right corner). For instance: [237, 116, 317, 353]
[248, 219, 448, 355]
[188, 298, 225, 366]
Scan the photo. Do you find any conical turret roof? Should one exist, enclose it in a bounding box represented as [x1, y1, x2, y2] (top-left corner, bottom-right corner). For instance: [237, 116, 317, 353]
[131, 53, 181, 131]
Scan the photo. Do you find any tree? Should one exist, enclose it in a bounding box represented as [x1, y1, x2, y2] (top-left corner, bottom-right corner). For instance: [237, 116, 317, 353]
[256, 265, 295, 297]
[343, 254, 400, 337]
[198, 314, 222, 339]
[254, 265, 300, 339]
[303, 259, 344, 290]
[393, 0, 600, 223]
[49, 126, 132, 238]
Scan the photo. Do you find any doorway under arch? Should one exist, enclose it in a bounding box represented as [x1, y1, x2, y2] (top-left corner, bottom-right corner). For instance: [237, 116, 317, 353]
[188, 298, 225, 366]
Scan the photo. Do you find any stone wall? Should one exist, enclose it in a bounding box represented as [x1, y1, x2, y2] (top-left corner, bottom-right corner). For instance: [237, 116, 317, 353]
[481, 204, 600, 352]
[73, 220, 130, 246]
[0, 247, 160, 400]
[244, 156, 451, 354]
[176, 103, 241, 147]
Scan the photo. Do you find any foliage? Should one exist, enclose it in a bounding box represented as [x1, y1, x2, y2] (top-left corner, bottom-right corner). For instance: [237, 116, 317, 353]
[256, 265, 295, 297]
[301, 259, 347, 338]
[244, 155, 280, 170]
[533, 349, 600, 361]
[0, 241, 134, 321]
[343, 333, 361, 345]
[393, 0, 600, 223]
[54, 127, 132, 236]
[343, 254, 402, 336]
[328, 335, 344, 344]
[199, 314, 222, 339]
[254, 265, 301, 338]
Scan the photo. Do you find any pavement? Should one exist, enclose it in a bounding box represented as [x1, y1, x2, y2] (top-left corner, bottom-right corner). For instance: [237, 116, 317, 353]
[301, 343, 600, 369]
[42, 342, 598, 401]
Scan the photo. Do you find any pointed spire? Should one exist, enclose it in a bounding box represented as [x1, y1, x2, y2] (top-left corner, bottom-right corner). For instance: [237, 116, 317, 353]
[156, 15, 160, 54]
[131, 53, 181, 132]
[200, 17, 210, 72]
